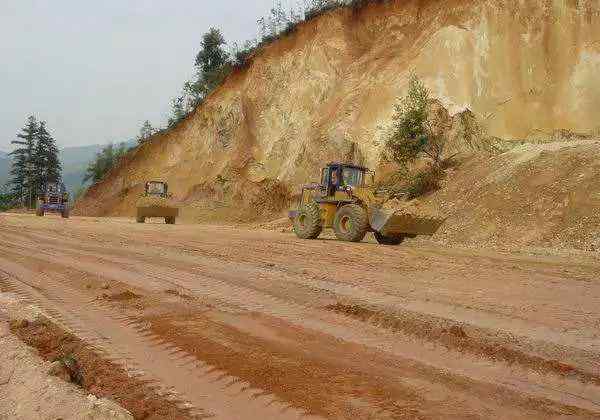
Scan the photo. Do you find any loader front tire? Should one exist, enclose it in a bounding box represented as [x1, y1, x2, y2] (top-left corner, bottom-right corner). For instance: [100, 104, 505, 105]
[293, 201, 322, 239]
[165, 216, 176, 225]
[333, 204, 368, 242]
[136, 215, 145, 223]
[374, 231, 405, 245]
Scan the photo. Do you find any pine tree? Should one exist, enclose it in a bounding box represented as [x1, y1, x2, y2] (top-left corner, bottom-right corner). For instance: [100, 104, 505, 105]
[137, 120, 154, 144]
[33, 121, 62, 193]
[9, 116, 38, 208]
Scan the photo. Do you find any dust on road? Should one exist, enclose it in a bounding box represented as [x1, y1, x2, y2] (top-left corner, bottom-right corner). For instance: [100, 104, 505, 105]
[1, 213, 599, 419]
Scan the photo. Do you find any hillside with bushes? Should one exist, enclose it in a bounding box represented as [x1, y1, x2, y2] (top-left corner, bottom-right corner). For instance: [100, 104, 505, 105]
[74, 0, 600, 250]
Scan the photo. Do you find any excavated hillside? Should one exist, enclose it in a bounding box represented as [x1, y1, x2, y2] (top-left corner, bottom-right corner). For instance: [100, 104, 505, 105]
[75, 0, 600, 249]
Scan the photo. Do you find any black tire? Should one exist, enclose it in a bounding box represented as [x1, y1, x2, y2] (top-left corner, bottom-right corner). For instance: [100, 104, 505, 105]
[165, 217, 176, 225]
[333, 204, 368, 242]
[293, 201, 322, 239]
[136, 215, 145, 223]
[374, 231, 405, 245]
[61, 205, 70, 219]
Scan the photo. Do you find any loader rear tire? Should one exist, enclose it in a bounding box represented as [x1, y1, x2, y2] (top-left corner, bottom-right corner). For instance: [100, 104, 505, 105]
[61, 205, 70, 219]
[165, 216, 176, 225]
[374, 231, 405, 245]
[136, 215, 145, 223]
[333, 204, 368, 242]
[293, 201, 322, 239]
[36, 202, 44, 217]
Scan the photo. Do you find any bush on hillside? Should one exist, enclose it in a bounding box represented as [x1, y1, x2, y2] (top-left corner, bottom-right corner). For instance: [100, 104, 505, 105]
[83, 143, 128, 184]
[381, 75, 452, 199]
[385, 75, 448, 169]
[405, 166, 444, 199]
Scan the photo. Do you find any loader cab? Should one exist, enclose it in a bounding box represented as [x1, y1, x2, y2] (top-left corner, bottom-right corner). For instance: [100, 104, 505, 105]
[145, 181, 169, 197]
[322, 163, 367, 196]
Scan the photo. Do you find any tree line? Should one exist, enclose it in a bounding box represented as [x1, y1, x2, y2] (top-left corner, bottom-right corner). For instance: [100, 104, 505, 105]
[7, 115, 62, 208]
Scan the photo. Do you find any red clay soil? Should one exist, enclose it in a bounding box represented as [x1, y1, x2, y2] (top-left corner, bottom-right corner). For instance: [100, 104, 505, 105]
[11, 317, 201, 420]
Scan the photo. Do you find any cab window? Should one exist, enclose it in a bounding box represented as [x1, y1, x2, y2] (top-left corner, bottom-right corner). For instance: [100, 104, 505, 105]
[147, 182, 166, 195]
[341, 167, 364, 187]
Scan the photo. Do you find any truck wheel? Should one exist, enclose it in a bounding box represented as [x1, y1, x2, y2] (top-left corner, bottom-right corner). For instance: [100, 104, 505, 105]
[293, 201, 322, 239]
[61, 205, 70, 219]
[374, 231, 405, 245]
[333, 204, 368, 242]
[165, 217, 176, 225]
[136, 216, 145, 223]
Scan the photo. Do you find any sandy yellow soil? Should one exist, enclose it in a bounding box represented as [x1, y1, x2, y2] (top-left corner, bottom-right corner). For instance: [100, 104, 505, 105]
[0, 213, 599, 419]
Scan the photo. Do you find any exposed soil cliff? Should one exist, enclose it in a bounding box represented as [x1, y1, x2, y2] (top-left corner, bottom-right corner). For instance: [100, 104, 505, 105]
[75, 0, 600, 249]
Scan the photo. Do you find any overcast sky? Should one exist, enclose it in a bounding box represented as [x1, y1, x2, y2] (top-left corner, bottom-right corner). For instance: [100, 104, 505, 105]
[0, 0, 296, 151]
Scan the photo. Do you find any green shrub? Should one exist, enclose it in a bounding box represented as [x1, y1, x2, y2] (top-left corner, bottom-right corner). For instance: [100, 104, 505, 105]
[406, 166, 444, 199]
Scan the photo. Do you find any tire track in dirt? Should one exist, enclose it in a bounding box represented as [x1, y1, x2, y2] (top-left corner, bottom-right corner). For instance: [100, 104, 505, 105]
[0, 255, 318, 420]
[1, 235, 599, 415]
[5, 229, 598, 380]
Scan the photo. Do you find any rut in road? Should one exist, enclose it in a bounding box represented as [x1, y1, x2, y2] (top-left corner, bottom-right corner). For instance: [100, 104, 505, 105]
[1, 233, 600, 418]
[3, 228, 600, 381]
[0, 259, 318, 420]
[2, 215, 600, 419]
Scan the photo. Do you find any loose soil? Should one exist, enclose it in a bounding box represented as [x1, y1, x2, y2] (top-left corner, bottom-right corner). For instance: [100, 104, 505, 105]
[1, 213, 599, 419]
[10, 316, 199, 420]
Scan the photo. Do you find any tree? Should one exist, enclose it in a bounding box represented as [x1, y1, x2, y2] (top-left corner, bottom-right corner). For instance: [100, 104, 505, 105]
[0, 192, 12, 211]
[185, 28, 231, 106]
[167, 97, 186, 128]
[194, 28, 230, 88]
[137, 120, 155, 144]
[9, 116, 38, 208]
[83, 143, 128, 184]
[384, 75, 446, 169]
[33, 121, 62, 193]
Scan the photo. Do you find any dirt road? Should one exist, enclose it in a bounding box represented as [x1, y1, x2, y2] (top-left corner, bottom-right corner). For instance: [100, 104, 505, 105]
[1, 213, 599, 419]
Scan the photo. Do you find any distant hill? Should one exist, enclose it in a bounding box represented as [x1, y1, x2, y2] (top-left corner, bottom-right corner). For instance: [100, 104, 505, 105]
[0, 155, 10, 193]
[58, 144, 108, 194]
[0, 142, 135, 195]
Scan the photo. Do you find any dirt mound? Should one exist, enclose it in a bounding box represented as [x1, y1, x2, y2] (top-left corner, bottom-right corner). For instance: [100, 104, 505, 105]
[425, 140, 600, 250]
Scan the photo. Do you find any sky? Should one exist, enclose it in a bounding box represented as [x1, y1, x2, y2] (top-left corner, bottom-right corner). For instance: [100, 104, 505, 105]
[0, 0, 297, 151]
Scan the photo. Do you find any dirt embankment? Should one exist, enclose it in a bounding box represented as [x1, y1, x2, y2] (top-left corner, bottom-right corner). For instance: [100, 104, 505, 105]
[75, 0, 600, 249]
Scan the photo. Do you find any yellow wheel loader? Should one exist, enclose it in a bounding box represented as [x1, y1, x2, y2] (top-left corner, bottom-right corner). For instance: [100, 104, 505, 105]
[288, 163, 444, 245]
[136, 181, 179, 224]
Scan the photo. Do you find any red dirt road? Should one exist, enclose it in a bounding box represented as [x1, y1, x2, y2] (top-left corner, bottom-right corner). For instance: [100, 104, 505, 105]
[1, 213, 599, 419]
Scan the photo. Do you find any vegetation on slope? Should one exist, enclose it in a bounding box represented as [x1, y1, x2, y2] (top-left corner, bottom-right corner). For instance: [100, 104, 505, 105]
[383, 75, 451, 199]
[162, 0, 390, 132]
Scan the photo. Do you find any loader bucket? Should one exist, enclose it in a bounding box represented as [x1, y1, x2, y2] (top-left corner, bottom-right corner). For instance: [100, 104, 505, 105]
[370, 208, 445, 237]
